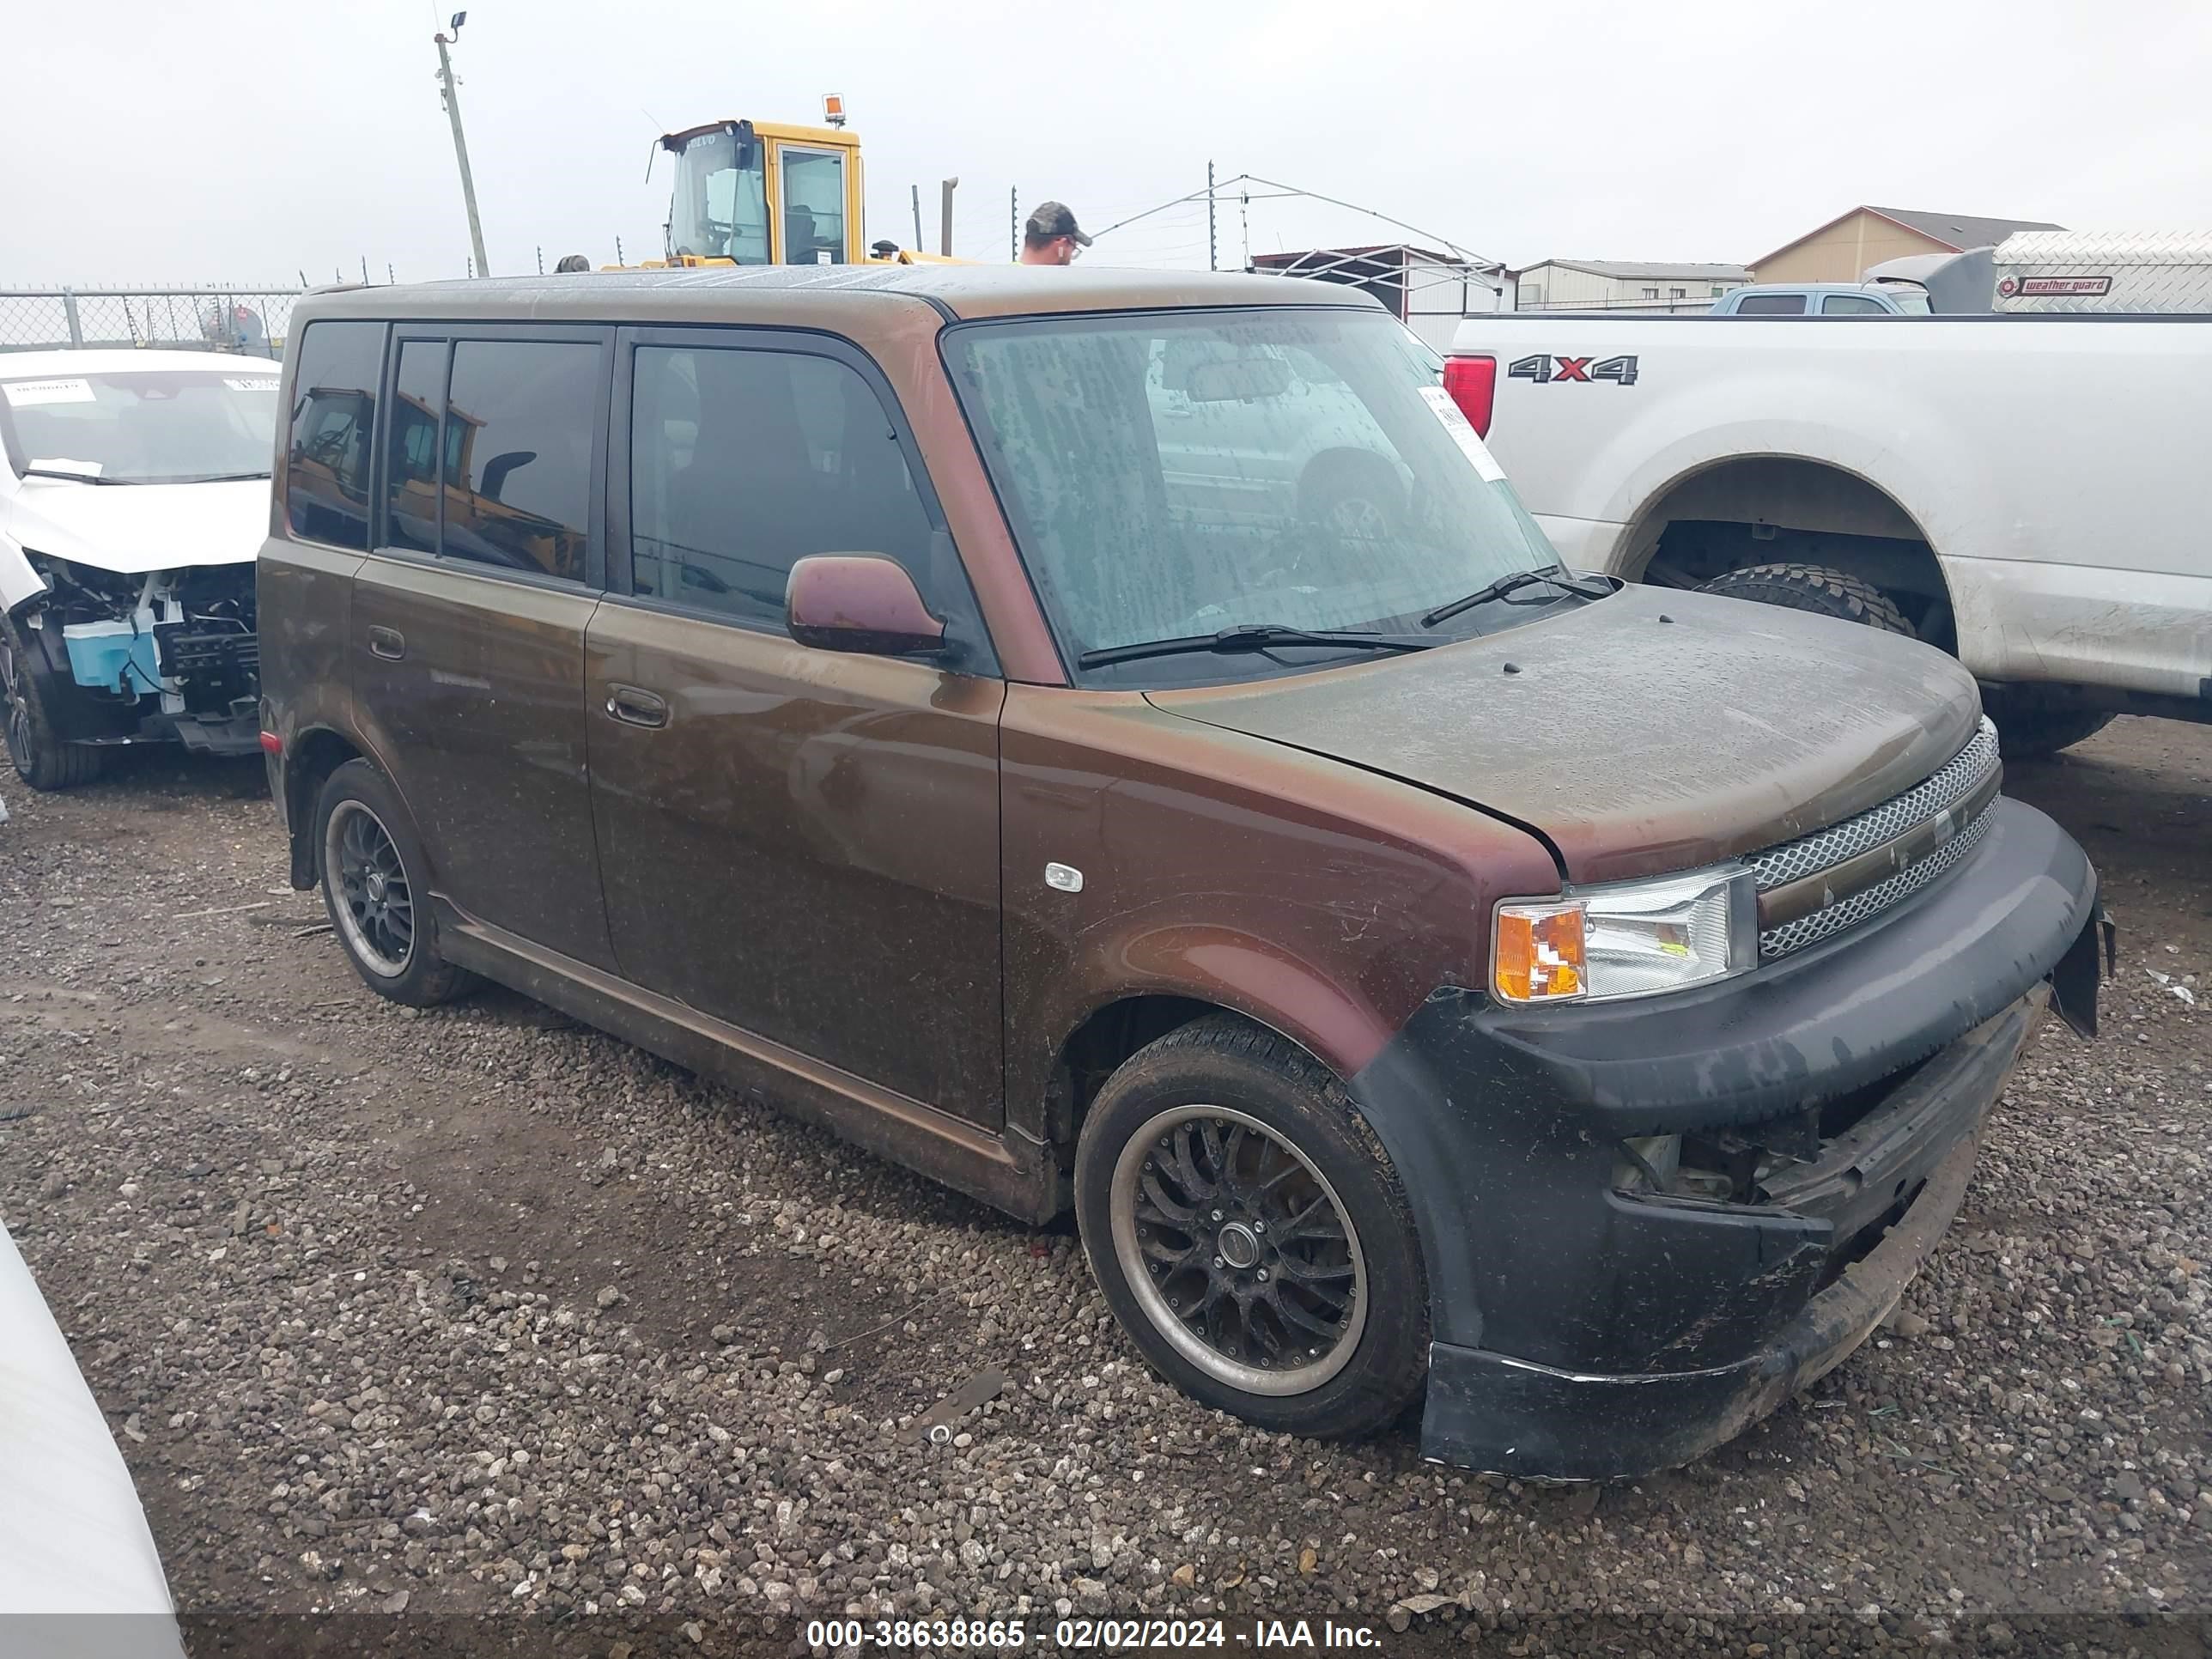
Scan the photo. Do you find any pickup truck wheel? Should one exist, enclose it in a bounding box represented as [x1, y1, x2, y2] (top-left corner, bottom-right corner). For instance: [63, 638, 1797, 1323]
[1299, 453, 1404, 542]
[1694, 562, 1913, 636]
[1983, 697, 2114, 760]
[1074, 1015, 1428, 1442]
[314, 760, 477, 1007]
[0, 611, 104, 791]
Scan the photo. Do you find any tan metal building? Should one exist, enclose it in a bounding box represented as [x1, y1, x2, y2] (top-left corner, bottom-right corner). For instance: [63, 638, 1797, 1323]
[1752, 207, 2063, 283]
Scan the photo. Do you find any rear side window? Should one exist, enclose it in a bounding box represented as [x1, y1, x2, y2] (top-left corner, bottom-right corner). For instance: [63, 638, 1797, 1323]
[1732, 294, 1806, 315]
[385, 340, 446, 556]
[285, 320, 383, 548]
[627, 345, 933, 625]
[442, 341, 596, 581]
[1822, 294, 1889, 315]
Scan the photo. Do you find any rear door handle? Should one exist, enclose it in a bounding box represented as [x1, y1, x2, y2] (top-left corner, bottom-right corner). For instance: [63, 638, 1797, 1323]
[367, 626, 405, 660]
[604, 684, 669, 728]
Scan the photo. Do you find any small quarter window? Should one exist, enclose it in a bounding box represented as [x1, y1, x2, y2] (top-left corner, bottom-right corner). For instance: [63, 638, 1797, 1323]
[285, 320, 383, 549]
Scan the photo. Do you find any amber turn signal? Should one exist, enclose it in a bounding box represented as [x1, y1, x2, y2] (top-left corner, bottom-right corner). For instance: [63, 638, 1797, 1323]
[1493, 902, 1587, 1003]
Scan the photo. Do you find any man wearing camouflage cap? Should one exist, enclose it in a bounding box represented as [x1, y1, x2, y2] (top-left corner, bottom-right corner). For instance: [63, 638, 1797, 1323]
[1018, 201, 1091, 265]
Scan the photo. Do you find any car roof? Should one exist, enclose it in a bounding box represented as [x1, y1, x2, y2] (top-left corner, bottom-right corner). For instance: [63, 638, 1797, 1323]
[0, 348, 278, 378]
[292, 264, 1385, 333]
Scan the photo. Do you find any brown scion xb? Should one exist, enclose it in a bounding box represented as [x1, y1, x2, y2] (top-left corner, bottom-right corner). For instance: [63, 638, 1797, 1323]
[259, 267, 2106, 1479]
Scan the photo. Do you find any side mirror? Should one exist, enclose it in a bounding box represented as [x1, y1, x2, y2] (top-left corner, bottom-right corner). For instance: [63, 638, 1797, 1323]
[786, 555, 946, 657]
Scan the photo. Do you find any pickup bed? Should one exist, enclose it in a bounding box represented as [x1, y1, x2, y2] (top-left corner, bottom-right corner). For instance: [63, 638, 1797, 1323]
[1443, 313, 2212, 753]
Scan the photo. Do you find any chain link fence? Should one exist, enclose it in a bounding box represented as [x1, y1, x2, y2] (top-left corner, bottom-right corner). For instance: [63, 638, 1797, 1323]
[0, 288, 301, 359]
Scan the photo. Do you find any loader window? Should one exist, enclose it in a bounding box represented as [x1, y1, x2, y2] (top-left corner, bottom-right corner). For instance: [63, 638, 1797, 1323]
[780, 149, 848, 265]
[668, 128, 769, 264]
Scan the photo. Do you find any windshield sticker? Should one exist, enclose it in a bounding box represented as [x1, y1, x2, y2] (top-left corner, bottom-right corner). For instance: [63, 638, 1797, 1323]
[3, 378, 96, 407]
[1419, 385, 1507, 483]
[224, 378, 280, 392]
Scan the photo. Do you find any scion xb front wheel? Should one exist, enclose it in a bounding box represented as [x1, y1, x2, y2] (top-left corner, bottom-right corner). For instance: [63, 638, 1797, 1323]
[1074, 1016, 1428, 1441]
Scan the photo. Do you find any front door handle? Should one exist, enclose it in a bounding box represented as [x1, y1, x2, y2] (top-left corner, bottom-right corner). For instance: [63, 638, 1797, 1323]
[604, 684, 669, 728]
[367, 626, 405, 661]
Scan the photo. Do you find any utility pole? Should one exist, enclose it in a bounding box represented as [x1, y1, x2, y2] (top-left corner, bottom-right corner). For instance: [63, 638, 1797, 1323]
[434, 13, 490, 279]
[939, 178, 959, 258]
[912, 185, 924, 252]
[1011, 188, 1019, 263]
[1207, 161, 1217, 272]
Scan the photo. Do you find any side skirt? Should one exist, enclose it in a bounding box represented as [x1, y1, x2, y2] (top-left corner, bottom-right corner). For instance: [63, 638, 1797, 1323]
[432, 900, 1060, 1224]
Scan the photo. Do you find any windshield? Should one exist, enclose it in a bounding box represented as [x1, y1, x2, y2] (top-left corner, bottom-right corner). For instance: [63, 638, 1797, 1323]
[2, 368, 277, 484]
[667, 128, 769, 264]
[944, 307, 1571, 684]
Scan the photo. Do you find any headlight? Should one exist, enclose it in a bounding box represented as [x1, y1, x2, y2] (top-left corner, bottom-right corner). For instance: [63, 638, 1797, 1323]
[1492, 866, 1756, 1004]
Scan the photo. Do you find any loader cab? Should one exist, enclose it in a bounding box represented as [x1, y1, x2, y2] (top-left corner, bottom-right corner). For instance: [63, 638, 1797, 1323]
[660, 118, 861, 268]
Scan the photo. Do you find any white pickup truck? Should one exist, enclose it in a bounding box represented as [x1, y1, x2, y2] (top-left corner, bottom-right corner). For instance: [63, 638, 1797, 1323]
[1441, 314, 2212, 755]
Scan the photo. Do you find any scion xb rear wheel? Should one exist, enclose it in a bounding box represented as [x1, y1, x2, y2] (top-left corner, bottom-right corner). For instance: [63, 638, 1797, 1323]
[1075, 1016, 1427, 1441]
[326, 799, 415, 977]
[313, 760, 475, 1007]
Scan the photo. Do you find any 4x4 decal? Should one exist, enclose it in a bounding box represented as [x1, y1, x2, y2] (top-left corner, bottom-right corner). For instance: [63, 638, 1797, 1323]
[1508, 353, 1639, 386]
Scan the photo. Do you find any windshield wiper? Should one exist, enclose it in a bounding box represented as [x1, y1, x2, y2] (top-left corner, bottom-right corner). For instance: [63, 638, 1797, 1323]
[1078, 623, 1437, 670]
[1420, 567, 1611, 629]
[173, 471, 274, 483]
[22, 466, 136, 485]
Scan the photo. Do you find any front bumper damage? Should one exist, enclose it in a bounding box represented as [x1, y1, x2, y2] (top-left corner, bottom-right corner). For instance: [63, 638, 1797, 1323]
[17, 554, 260, 755]
[1349, 797, 2103, 1480]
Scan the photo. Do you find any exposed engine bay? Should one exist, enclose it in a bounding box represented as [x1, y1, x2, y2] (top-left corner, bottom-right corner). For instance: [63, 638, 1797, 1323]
[20, 551, 260, 754]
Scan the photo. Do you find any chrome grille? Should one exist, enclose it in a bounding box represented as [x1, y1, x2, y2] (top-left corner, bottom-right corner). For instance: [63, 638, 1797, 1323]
[1749, 716, 2001, 960]
[1747, 718, 1998, 892]
[1759, 799, 1995, 958]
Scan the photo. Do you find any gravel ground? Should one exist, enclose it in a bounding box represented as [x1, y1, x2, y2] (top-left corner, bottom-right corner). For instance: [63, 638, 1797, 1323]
[1, 718, 2207, 1658]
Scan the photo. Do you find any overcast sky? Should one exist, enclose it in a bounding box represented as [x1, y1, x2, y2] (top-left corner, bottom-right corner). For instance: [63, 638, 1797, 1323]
[7, 0, 2208, 288]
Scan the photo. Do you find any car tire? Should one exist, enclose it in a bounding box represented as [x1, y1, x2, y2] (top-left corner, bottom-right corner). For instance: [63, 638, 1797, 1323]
[0, 611, 105, 791]
[313, 759, 477, 1007]
[1983, 696, 2114, 760]
[1073, 1014, 1429, 1443]
[1694, 562, 1914, 636]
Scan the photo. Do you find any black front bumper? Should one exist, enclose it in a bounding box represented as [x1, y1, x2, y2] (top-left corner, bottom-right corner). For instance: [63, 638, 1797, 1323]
[1424, 989, 2036, 1480]
[1347, 796, 2100, 1480]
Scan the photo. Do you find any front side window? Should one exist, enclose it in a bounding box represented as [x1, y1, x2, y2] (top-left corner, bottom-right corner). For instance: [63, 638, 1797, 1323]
[285, 319, 382, 548]
[667, 127, 769, 264]
[629, 345, 933, 625]
[2, 367, 276, 486]
[779, 149, 848, 265]
[440, 341, 596, 581]
[945, 307, 1572, 684]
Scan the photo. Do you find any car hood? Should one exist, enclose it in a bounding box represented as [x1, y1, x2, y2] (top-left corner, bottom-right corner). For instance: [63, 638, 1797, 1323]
[8, 477, 270, 574]
[1147, 584, 1982, 885]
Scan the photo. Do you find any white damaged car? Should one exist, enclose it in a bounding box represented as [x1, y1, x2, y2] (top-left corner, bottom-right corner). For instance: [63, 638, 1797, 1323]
[1, 349, 276, 789]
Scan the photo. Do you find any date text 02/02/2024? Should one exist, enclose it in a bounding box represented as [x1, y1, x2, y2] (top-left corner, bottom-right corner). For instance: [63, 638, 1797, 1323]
[802, 1617, 1384, 1649]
